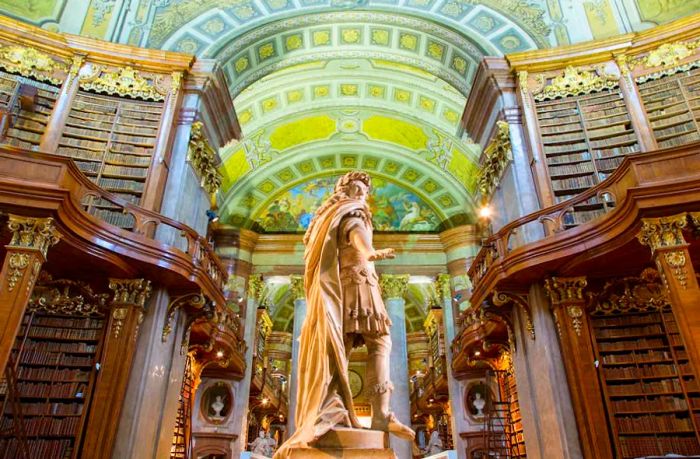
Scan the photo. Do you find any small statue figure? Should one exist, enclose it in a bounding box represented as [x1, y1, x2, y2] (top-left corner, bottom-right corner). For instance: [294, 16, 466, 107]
[249, 430, 268, 456]
[424, 429, 443, 456]
[274, 171, 415, 458]
[264, 431, 278, 456]
[473, 391, 486, 417]
[210, 395, 225, 420]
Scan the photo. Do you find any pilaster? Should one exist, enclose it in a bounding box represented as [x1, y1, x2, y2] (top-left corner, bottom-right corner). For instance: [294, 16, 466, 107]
[379, 274, 411, 459]
[638, 213, 700, 379]
[545, 277, 612, 459]
[0, 215, 60, 373]
[510, 283, 583, 459]
[83, 278, 152, 458]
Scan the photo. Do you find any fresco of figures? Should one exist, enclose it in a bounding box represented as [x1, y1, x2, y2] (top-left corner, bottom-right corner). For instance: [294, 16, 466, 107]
[258, 176, 441, 232]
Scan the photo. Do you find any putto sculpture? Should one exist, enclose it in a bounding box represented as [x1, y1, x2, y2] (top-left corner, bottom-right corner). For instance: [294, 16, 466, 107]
[274, 171, 414, 458]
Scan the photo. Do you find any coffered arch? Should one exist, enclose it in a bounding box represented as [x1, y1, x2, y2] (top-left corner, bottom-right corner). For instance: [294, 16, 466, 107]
[219, 128, 479, 231]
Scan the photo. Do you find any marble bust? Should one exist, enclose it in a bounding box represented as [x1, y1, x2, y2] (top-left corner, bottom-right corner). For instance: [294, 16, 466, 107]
[273, 171, 415, 458]
[210, 395, 225, 420]
[472, 392, 486, 417]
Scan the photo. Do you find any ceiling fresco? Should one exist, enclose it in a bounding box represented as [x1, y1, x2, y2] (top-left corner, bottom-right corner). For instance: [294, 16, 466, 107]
[218, 108, 479, 232]
[257, 175, 442, 232]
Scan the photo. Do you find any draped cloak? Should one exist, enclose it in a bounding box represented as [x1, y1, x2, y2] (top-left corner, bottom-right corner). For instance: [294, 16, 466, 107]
[273, 198, 367, 458]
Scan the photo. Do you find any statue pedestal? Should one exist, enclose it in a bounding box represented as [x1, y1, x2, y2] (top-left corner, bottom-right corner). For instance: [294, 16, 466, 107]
[287, 428, 397, 458]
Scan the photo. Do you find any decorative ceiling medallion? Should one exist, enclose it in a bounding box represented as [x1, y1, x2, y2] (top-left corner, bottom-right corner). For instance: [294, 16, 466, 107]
[0, 44, 66, 85]
[79, 65, 167, 101]
[532, 65, 618, 101]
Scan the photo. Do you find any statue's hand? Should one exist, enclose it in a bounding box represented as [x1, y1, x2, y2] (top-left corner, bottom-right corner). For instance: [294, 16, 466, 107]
[369, 248, 396, 261]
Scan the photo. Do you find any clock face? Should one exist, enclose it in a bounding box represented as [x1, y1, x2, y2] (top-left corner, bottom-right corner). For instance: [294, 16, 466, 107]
[349, 369, 363, 399]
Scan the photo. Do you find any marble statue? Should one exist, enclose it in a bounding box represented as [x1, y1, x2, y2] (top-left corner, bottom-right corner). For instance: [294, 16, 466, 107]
[473, 392, 486, 417]
[274, 171, 415, 458]
[210, 395, 225, 420]
[264, 431, 277, 456]
[424, 429, 443, 455]
[250, 431, 269, 456]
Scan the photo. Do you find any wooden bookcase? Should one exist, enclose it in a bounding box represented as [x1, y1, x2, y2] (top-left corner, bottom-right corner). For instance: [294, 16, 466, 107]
[637, 66, 700, 149]
[0, 308, 106, 458]
[591, 306, 700, 457]
[534, 87, 637, 227]
[0, 71, 59, 150]
[497, 371, 526, 458]
[57, 91, 165, 229]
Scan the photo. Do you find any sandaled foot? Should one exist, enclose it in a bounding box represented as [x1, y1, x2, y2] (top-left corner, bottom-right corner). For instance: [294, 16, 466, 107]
[387, 413, 415, 441]
[349, 411, 363, 429]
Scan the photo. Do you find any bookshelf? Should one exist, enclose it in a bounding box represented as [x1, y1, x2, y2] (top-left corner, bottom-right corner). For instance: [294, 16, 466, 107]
[58, 91, 164, 229]
[0, 306, 106, 459]
[637, 66, 700, 149]
[535, 88, 638, 228]
[591, 306, 700, 457]
[0, 70, 59, 150]
[497, 371, 526, 458]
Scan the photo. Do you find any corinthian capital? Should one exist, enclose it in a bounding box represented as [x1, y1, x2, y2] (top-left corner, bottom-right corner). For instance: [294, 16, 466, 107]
[637, 213, 688, 252]
[7, 214, 61, 258]
[544, 276, 587, 306]
[108, 278, 152, 308]
[379, 274, 409, 299]
[290, 275, 304, 300]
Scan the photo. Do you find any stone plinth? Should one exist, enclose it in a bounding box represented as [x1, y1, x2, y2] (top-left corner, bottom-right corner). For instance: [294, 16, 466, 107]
[287, 428, 397, 458]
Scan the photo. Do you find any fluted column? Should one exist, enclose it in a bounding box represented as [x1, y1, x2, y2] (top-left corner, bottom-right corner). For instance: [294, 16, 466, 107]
[379, 274, 411, 458]
[84, 278, 152, 458]
[0, 215, 60, 374]
[545, 277, 612, 459]
[287, 275, 306, 435]
[639, 213, 700, 376]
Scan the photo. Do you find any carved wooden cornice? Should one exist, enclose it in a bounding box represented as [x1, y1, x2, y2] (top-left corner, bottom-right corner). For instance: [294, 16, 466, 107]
[7, 214, 62, 259]
[0, 43, 67, 85]
[591, 268, 668, 316]
[626, 38, 700, 82]
[28, 273, 109, 317]
[529, 65, 619, 101]
[477, 120, 512, 202]
[379, 274, 410, 299]
[187, 121, 222, 194]
[79, 65, 167, 101]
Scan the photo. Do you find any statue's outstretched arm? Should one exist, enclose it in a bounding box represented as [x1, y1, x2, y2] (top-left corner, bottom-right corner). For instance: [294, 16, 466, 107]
[348, 226, 395, 261]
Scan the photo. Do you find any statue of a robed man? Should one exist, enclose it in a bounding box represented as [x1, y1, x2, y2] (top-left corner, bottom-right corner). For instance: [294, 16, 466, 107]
[274, 171, 414, 458]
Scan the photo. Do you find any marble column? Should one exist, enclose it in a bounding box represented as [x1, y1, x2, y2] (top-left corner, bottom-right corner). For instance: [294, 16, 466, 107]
[0, 215, 60, 374]
[379, 274, 412, 458]
[230, 274, 264, 457]
[112, 287, 188, 459]
[510, 283, 583, 459]
[286, 275, 306, 436]
[436, 274, 467, 457]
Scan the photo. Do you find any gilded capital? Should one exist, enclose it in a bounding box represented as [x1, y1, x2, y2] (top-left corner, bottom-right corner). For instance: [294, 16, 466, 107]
[7, 215, 61, 258]
[435, 274, 451, 303]
[544, 276, 587, 306]
[290, 275, 305, 300]
[637, 213, 688, 252]
[248, 274, 264, 302]
[109, 278, 152, 308]
[379, 274, 410, 299]
[188, 121, 222, 194]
